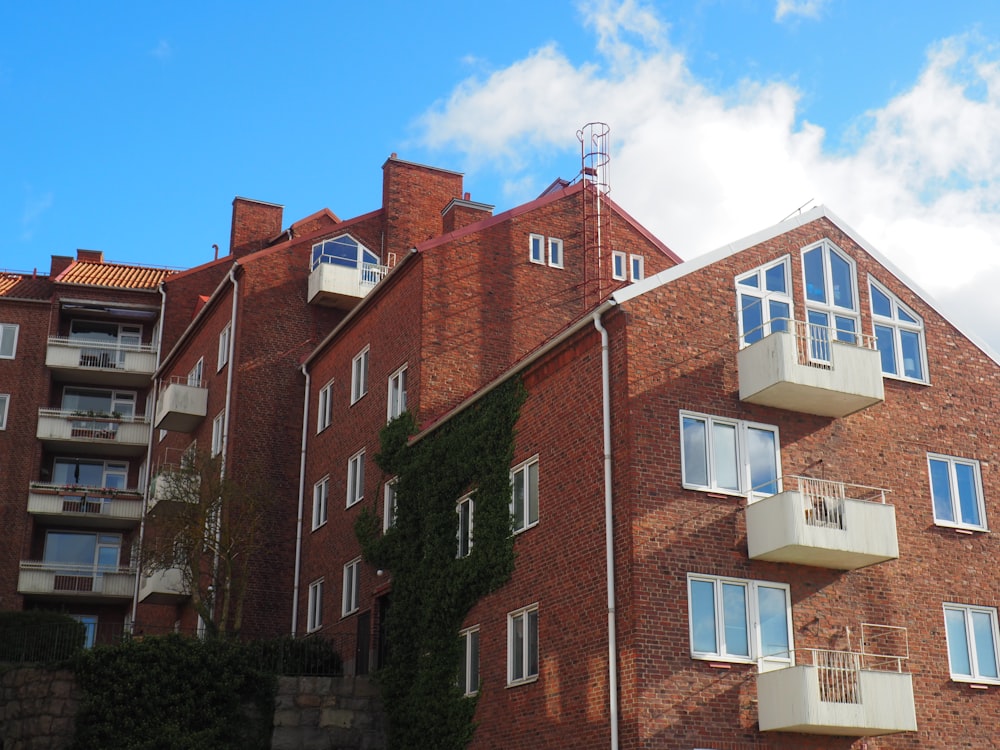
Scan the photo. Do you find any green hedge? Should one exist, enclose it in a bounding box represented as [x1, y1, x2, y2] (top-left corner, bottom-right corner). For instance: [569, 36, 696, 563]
[0, 611, 86, 663]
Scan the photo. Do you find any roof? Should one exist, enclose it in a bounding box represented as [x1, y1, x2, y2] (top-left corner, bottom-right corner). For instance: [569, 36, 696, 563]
[0, 272, 50, 300]
[55, 260, 173, 289]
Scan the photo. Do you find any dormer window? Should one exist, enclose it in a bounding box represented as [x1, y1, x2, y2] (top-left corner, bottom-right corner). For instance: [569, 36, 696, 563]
[311, 235, 380, 272]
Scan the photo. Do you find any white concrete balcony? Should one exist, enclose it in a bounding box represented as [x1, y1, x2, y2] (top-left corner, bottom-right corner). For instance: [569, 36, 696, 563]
[738, 320, 884, 418]
[746, 476, 898, 570]
[308, 260, 388, 309]
[18, 561, 136, 603]
[138, 567, 190, 605]
[154, 377, 208, 432]
[27, 484, 143, 529]
[46, 337, 157, 387]
[758, 636, 916, 736]
[36, 409, 151, 457]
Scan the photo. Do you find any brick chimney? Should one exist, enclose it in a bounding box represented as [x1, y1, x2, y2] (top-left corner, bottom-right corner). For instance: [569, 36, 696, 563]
[229, 198, 284, 259]
[50, 255, 73, 277]
[442, 193, 494, 234]
[381, 156, 464, 257]
[76, 249, 104, 263]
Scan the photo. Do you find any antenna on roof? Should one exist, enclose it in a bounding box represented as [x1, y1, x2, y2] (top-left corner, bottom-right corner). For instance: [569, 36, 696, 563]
[578, 122, 612, 305]
[780, 198, 815, 223]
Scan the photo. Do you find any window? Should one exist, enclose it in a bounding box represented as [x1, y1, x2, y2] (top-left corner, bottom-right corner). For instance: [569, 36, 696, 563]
[944, 604, 1000, 683]
[211, 412, 224, 457]
[802, 240, 859, 360]
[928, 454, 986, 530]
[61, 387, 135, 417]
[0, 393, 8, 430]
[43, 531, 121, 570]
[53, 459, 127, 489]
[511, 457, 539, 533]
[312, 476, 329, 530]
[186, 358, 204, 387]
[459, 626, 480, 695]
[736, 257, 792, 346]
[307, 579, 324, 633]
[311, 234, 380, 272]
[680, 412, 780, 497]
[71, 615, 98, 649]
[870, 277, 927, 382]
[387, 365, 407, 421]
[342, 558, 361, 616]
[687, 574, 792, 666]
[317, 380, 333, 432]
[347, 449, 365, 507]
[612, 251, 626, 281]
[548, 238, 564, 268]
[217, 323, 231, 371]
[529, 234, 545, 264]
[629, 254, 644, 281]
[351, 347, 369, 404]
[0, 323, 19, 359]
[383, 479, 398, 531]
[508, 604, 539, 685]
[457, 494, 474, 558]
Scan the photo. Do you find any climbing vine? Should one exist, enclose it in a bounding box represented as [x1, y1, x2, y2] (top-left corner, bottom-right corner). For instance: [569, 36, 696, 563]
[356, 377, 526, 750]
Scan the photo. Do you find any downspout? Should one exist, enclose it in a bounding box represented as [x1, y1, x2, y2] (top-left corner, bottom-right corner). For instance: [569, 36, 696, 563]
[593, 311, 619, 750]
[291, 363, 311, 635]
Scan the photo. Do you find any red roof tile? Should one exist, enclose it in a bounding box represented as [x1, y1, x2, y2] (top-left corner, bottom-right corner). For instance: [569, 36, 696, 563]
[0, 272, 51, 300]
[56, 261, 173, 289]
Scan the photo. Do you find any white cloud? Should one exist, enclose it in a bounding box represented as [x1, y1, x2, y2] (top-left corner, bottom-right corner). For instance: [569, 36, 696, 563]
[20, 188, 53, 242]
[414, 3, 1000, 355]
[150, 40, 171, 60]
[774, 0, 828, 23]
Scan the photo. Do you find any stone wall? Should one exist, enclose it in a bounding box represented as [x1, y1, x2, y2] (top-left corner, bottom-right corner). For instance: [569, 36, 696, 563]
[0, 667, 79, 750]
[271, 675, 386, 750]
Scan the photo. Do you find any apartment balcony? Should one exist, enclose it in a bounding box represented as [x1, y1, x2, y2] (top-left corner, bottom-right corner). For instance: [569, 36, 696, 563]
[746, 476, 898, 570]
[27, 484, 143, 529]
[18, 562, 136, 604]
[36, 409, 151, 457]
[138, 567, 190, 606]
[758, 633, 916, 736]
[46, 337, 157, 387]
[738, 321, 884, 418]
[308, 259, 389, 309]
[154, 377, 208, 432]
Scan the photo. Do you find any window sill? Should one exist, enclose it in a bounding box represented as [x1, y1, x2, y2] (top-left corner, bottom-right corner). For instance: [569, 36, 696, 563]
[311, 521, 328, 533]
[934, 522, 989, 534]
[341, 610, 358, 619]
[951, 676, 1000, 687]
[506, 675, 539, 689]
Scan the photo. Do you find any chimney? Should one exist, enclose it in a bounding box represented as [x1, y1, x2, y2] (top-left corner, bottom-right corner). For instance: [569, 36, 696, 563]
[381, 156, 464, 257]
[50, 255, 73, 277]
[229, 198, 284, 259]
[76, 249, 104, 263]
[442, 195, 494, 234]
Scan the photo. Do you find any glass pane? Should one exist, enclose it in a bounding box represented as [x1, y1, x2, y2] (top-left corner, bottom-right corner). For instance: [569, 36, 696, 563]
[757, 586, 790, 657]
[512, 471, 525, 530]
[808, 310, 830, 361]
[740, 294, 763, 344]
[955, 463, 981, 527]
[929, 459, 954, 523]
[690, 580, 717, 653]
[747, 428, 778, 496]
[899, 307, 918, 324]
[527, 610, 539, 676]
[874, 325, 897, 375]
[512, 615, 525, 680]
[829, 250, 854, 309]
[769, 301, 789, 333]
[712, 422, 739, 491]
[834, 316, 856, 344]
[97, 545, 119, 569]
[527, 462, 539, 525]
[0, 328, 14, 358]
[946, 608, 972, 676]
[682, 418, 708, 487]
[44, 532, 96, 565]
[737, 272, 759, 289]
[721, 583, 750, 657]
[469, 630, 480, 689]
[458, 635, 468, 691]
[900, 330, 923, 380]
[971, 611, 999, 679]
[63, 388, 113, 413]
[871, 285, 892, 317]
[804, 248, 826, 303]
[764, 262, 786, 293]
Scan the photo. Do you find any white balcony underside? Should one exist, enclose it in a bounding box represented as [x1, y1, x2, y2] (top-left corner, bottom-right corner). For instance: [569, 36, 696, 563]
[154, 382, 208, 432]
[738, 332, 884, 418]
[758, 665, 917, 736]
[139, 567, 190, 605]
[46, 340, 156, 386]
[308, 263, 382, 309]
[747, 491, 898, 569]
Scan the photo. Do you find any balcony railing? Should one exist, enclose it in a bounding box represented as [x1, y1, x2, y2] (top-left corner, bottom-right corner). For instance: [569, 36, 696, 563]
[746, 475, 898, 569]
[36, 409, 151, 456]
[154, 376, 209, 432]
[138, 567, 191, 605]
[27, 483, 143, 528]
[308, 260, 390, 309]
[18, 561, 136, 601]
[46, 337, 157, 386]
[738, 319, 884, 417]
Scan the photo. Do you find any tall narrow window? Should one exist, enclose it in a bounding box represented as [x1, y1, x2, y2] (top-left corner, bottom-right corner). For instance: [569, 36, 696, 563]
[383, 479, 398, 531]
[0, 323, 19, 359]
[459, 626, 480, 695]
[457, 494, 474, 558]
[802, 241, 859, 360]
[629, 254, 644, 281]
[351, 347, 369, 404]
[529, 234, 545, 264]
[211, 412, 224, 457]
[511, 457, 539, 533]
[736, 257, 792, 346]
[870, 278, 927, 382]
[928, 454, 986, 530]
[317, 381, 333, 432]
[508, 605, 539, 685]
[944, 604, 1000, 683]
[611, 251, 626, 280]
[0, 394, 8, 430]
[387, 365, 407, 421]
[307, 579, 324, 633]
[187, 358, 204, 387]
[217, 323, 231, 371]
[680, 412, 780, 497]
[347, 449, 365, 507]
[342, 558, 361, 616]
[548, 238, 564, 268]
[312, 476, 329, 530]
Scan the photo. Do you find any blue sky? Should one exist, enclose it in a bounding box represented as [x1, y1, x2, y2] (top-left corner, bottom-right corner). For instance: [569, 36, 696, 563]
[3, 1, 1000, 352]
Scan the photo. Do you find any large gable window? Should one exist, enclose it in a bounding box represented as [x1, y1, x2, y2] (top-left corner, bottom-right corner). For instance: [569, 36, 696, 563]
[736, 257, 792, 346]
[802, 240, 859, 361]
[311, 235, 380, 272]
[870, 278, 927, 382]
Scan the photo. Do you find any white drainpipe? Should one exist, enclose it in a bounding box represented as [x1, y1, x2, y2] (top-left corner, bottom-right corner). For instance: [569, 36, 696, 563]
[291, 364, 311, 634]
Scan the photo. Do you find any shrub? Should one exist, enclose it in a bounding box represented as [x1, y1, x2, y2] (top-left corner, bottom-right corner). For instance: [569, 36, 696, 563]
[0, 611, 86, 664]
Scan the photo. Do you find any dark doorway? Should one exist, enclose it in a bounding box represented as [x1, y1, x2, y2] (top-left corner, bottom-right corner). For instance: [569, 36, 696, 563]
[375, 594, 391, 670]
[356, 610, 371, 676]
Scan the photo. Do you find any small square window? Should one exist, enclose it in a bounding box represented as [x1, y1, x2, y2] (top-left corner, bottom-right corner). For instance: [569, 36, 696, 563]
[0, 394, 8, 430]
[0, 324, 19, 359]
[548, 238, 564, 268]
[511, 457, 539, 533]
[211, 412, 224, 457]
[383, 479, 398, 531]
[317, 380, 333, 432]
[459, 626, 480, 696]
[217, 324, 231, 371]
[351, 347, 369, 404]
[342, 558, 361, 616]
[928, 454, 986, 531]
[347, 449, 365, 507]
[611, 251, 626, 281]
[508, 604, 539, 685]
[457, 494, 474, 558]
[307, 579, 324, 633]
[312, 476, 329, 530]
[529, 234, 545, 264]
[387, 365, 407, 422]
[629, 254, 644, 281]
[944, 603, 1000, 683]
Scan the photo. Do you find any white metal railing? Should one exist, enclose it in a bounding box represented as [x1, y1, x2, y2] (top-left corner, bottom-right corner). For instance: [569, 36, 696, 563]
[359, 262, 389, 287]
[48, 336, 156, 370]
[27, 484, 143, 519]
[742, 318, 877, 369]
[780, 475, 889, 530]
[161, 373, 207, 390]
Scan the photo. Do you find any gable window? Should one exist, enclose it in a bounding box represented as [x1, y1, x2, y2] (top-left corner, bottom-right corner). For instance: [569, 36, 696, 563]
[508, 604, 539, 685]
[311, 235, 380, 272]
[187, 358, 204, 387]
[928, 454, 986, 530]
[944, 604, 1000, 683]
[802, 240, 859, 361]
[870, 278, 927, 382]
[511, 457, 539, 533]
[457, 494, 474, 558]
[548, 238, 564, 268]
[459, 626, 480, 696]
[317, 381, 333, 432]
[312, 476, 329, 530]
[351, 347, 369, 404]
[612, 251, 626, 281]
[0, 394, 8, 430]
[736, 257, 792, 346]
[347, 449, 365, 507]
[680, 412, 780, 497]
[630, 254, 644, 281]
[383, 479, 398, 531]
[387, 365, 407, 422]
[342, 558, 361, 616]
[217, 323, 231, 371]
[529, 234, 545, 265]
[0, 323, 19, 359]
[307, 579, 324, 633]
[687, 574, 792, 667]
[211, 412, 224, 457]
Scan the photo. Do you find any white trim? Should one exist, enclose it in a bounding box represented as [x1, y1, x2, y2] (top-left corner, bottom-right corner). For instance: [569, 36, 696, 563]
[548, 237, 564, 269]
[511, 455, 540, 533]
[611, 251, 627, 281]
[679, 411, 781, 498]
[0, 323, 19, 359]
[943, 603, 1000, 684]
[346, 449, 365, 507]
[507, 603, 540, 686]
[317, 379, 334, 432]
[459, 625, 480, 696]
[928, 453, 987, 531]
[307, 578, 324, 633]
[0, 393, 8, 430]
[629, 253, 644, 281]
[387, 364, 407, 422]
[342, 558, 361, 617]
[456, 493, 474, 558]
[217, 323, 231, 372]
[869, 275, 929, 384]
[383, 478, 398, 532]
[529, 233, 545, 265]
[351, 346, 369, 404]
[312, 475, 330, 531]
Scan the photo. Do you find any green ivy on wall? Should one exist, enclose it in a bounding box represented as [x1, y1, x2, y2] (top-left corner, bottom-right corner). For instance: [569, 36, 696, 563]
[356, 377, 526, 750]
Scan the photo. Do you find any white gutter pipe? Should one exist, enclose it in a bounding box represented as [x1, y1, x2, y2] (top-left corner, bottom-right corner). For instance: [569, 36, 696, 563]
[291, 364, 311, 634]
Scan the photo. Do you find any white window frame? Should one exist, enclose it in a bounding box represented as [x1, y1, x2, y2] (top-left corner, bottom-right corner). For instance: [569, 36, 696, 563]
[0, 393, 8, 430]
[529, 233, 545, 265]
[547, 237, 564, 269]
[679, 411, 781, 499]
[735, 256, 793, 347]
[351, 346, 369, 404]
[943, 603, 1000, 683]
[801, 240, 860, 361]
[928, 453, 987, 531]
[217, 323, 231, 371]
[457, 493, 474, 559]
[387, 365, 407, 422]
[869, 276, 929, 384]
[629, 254, 644, 281]
[342, 558, 361, 616]
[687, 573, 793, 668]
[317, 380, 333, 432]
[459, 625, 480, 696]
[383, 478, 398, 531]
[312, 476, 329, 530]
[211, 412, 224, 457]
[507, 604, 539, 686]
[307, 578, 324, 633]
[511, 456, 539, 533]
[186, 358, 204, 387]
[611, 251, 626, 281]
[0, 323, 19, 359]
[347, 449, 365, 507]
